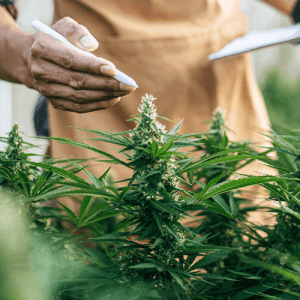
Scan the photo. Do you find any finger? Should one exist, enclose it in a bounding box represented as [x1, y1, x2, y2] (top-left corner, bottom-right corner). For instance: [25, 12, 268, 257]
[31, 58, 136, 92]
[51, 17, 99, 52]
[48, 97, 121, 113]
[37, 82, 129, 104]
[32, 32, 116, 77]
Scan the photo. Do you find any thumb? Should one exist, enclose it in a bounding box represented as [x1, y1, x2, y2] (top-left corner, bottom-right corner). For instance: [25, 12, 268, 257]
[51, 17, 99, 52]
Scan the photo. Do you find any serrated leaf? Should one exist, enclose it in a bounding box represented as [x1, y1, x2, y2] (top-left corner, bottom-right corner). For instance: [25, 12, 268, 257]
[57, 200, 78, 225]
[129, 263, 163, 272]
[135, 147, 152, 155]
[165, 222, 183, 245]
[137, 222, 156, 241]
[188, 249, 233, 271]
[240, 254, 300, 285]
[198, 172, 225, 199]
[78, 196, 95, 224]
[31, 169, 53, 197]
[203, 176, 295, 200]
[193, 273, 238, 281]
[0, 167, 12, 180]
[151, 140, 159, 157]
[152, 209, 165, 236]
[41, 137, 131, 168]
[81, 209, 119, 227]
[229, 193, 238, 216]
[24, 161, 87, 184]
[168, 119, 184, 136]
[221, 132, 229, 148]
[81, 167, 103, 189]
[150, 200, 182, 218]
[232, 282, 280, 300]
[211, 194, 232, 215]
[153, 238, 164, 248]
[17, 169, 31, 197]
[270, 200, 300, 221]
[81, 245, 113, 267]
[156, 139, 174, 157]
[168, 269, 186, 290]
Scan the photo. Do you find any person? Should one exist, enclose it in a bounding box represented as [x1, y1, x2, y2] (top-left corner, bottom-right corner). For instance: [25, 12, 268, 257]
[0, 0, 298, 228]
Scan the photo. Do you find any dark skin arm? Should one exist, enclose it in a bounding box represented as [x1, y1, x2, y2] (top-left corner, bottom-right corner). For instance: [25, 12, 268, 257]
[259, 0, 297, 16]
[0, 7, 136, 113]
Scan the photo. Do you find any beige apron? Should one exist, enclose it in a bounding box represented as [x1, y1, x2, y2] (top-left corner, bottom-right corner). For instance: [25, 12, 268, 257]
[50, 0, 277, 229]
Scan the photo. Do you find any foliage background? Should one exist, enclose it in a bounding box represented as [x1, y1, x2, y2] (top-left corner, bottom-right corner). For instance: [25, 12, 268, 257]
[260, 68, 300, 134]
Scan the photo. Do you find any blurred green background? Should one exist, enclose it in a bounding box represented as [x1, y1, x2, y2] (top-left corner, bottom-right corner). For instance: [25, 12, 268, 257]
[260, 68, 300, 134]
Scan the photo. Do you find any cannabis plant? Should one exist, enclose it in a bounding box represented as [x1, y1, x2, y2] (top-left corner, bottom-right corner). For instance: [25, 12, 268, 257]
[2, 94, 300, 299]
[23, 94, 297, 300]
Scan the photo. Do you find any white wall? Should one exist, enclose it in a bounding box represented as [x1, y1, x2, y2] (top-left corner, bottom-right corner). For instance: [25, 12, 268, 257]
[10, 0, 53, 160]
[0, 81, 12, 151]
[243, 0, 300, 83]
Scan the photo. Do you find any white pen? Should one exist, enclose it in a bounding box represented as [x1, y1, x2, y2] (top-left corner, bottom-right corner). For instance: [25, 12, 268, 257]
[31, 20, 138, 88]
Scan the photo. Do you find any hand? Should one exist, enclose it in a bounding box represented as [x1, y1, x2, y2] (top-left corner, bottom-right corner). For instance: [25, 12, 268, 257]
[24, 17, 136, 113]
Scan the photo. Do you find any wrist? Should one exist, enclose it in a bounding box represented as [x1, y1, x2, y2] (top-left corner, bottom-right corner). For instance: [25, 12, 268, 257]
[6, 29, 36, 89]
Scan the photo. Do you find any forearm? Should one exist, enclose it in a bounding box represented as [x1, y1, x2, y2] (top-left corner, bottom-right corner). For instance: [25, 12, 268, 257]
[0, 6, 34, 87]
[259, 0, 297, 16]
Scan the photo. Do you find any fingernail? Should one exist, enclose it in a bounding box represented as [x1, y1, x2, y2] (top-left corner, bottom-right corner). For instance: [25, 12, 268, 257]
[100, 65, 115, 76]
[80, 35, 99, 48]
[120, 83, 136, 92]
[109, 97, 121, 105]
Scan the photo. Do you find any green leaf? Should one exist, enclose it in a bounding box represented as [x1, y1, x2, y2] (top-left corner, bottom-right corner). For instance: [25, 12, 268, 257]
[31, 169, 53, 197]
[30, 186, 114, 202]
[90, 232, 131, 241]
[135, 147, 152, 155]
[261, 285, 300, 298]
[270, 200, 300, 221]
[181, 245, 238, 255]
[188, 249, 233, 271]
[221, 132, 229, 148]
[136, 222, 156, 241]
[24, 161, 86, 184]
[182, 154, 251, 173]
[0, 167, 12, 180]
[17, 169, 31, 197]
[78, 196, 96, 224]
[240, 254, 300, 285]
[57, 200, 78, 225]
[129, 263, 163, 272]
[167, 119, 184, 136]
[232, 282, 280, 300]
[153, 238, 164, 248]
[193, 273, 238, 281]
[150, 200, 183, 218]
[152, 209, 165, 236]
[198, 172, 225, 199]
[165, 222, 183, 246]
[184, 203, 233, 219]
[211, 194, 232, 215]
[82, 167, 103, 189]
[168, 269, 186, 290]
[203, 176, 295, 200]
[42, 137, 131, 168]
[156, 139, 174, 157]
[151, 140, 159, 157]
[81, 209, 119, 227]
[229, 193, 238, 216]
[98, 167, 111, 182]
[80, 245, 113, 267]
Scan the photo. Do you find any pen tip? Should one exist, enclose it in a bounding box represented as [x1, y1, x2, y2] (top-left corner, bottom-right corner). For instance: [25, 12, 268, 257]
[114, 70, 138, 88]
